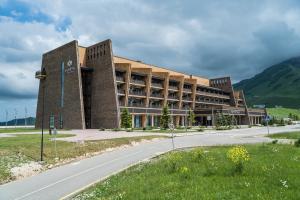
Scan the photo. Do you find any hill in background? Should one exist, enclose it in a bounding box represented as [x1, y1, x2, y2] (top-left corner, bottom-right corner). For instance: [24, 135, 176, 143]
[234, 57, 300, 108]
[0, 117, 35, 126]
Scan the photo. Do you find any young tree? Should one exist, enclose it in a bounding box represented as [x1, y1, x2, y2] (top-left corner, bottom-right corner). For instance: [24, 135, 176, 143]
[160, 105, 170, 130]
[187, 109, 195, 126]
[121, 108, 132, 129]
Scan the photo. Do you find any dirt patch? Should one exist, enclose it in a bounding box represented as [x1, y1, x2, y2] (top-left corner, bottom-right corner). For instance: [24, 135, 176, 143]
[10, 162, 43, 180]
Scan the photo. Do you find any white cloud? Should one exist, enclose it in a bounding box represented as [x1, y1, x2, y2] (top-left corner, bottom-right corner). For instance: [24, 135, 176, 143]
[2, 0, 300, 120]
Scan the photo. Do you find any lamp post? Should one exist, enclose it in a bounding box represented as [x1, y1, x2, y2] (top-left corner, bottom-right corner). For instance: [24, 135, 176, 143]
[35, 67, 47, 161]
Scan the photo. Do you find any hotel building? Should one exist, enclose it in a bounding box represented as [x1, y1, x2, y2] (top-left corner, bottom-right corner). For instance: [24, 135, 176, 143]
[35, 39, 266, 129]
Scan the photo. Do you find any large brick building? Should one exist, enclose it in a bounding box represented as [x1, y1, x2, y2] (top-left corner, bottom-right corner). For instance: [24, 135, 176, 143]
[35, 39, 266, 129]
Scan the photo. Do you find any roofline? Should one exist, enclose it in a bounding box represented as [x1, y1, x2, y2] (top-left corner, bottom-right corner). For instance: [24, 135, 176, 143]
[114, 55, 210, 80]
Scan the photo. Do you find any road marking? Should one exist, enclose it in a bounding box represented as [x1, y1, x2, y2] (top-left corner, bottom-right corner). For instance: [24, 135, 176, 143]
[14, 149, 147, 200]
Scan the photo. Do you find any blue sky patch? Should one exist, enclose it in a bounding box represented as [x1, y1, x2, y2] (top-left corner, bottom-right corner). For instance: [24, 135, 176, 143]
[0, 0, 71, 31]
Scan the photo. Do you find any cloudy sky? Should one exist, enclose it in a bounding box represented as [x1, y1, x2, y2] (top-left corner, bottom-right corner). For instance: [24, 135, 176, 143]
[1, 0, 300, 121]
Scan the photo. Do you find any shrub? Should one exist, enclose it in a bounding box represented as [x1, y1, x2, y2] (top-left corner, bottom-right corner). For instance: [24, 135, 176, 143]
[165, 153, 182, 173]
[272, 140, 278, 144]
[295, 139, 300, 147]
[227, 146, 250, 174]
[179, 166, 190, 178]
[121, 108, 132, 129]
[99, 128, 105, 131]
[160, 106, 170, 130]
[112, 128, 121, 131]
[191, 148, 204, 161]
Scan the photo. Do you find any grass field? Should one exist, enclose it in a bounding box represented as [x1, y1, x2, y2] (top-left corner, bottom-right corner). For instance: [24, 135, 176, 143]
[73, 144, 300, 200]
[267, 107, 300, 119]
[0, 128, 41, 133]
[268, 131, 300, 139]
[0, 134, 164, 184]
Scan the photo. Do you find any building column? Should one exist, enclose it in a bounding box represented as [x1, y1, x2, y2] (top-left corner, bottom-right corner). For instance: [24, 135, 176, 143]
[132, 115, 135, 128]
[142, 115, 147, 128]
[175, 116, 180, 127]
[151, 115, 154, 127]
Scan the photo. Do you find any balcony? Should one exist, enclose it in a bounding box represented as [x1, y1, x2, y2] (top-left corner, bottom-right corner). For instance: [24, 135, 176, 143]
[196, 91, 230, 99]
[128, 103, 145, 107]
[182, 106, 191, 110]
[116, 76, 125, 82]
[183, 88, 192, 93]
[196, 99, 228, 105]
[131, 79, 145, 85]
[149, 104, 162, 108]
[150, 93, 164, 99]
[168, 85, 179, 91]
[168, 95, 179, 100]
[129, 90, 146, 96]
[117, 89, 125, 95]
[182, 96, 193, 102]
[168, 105, 179, 109]
[118, 101, 125, 106]
[151, 82, 163, 88]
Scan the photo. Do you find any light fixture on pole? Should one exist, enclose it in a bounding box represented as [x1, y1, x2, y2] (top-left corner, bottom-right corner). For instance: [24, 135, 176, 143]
[35, 67, 47, 162]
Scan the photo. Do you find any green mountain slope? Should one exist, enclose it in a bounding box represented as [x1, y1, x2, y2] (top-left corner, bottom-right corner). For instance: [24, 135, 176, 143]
[234, 57, 300, 108]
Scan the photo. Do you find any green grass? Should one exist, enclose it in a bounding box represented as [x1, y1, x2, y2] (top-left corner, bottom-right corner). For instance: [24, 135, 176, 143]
[267, 107, 300, 119]
[73, 144, 300, 200]
[268, 131, 300, 139]
[0, 128, 41, 133]
[0, 134, 165, 184]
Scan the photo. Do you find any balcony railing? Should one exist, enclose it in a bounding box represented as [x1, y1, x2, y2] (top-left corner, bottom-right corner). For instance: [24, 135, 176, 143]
[183, 88, 192, 93]
[117, 89, 125, 95]
[118, 102, 125, 106]
[116, 76, 125, 82]
[168, 85, 179, 90]
[168, 95, 179, 100]
[131, 79, 145, 85]
[128, 103, 145, 107]
[182, 97, 193, 101]
[168, 105, 179, 109]
[149, 104, 162, 108]
[196, 99, 228, 105]
[129, 90, 146, 96]
[196, 91, 230, 99]
[182, 106, 191, 110]
[150, 93, 164, 98]
[151, 82, 163, 88]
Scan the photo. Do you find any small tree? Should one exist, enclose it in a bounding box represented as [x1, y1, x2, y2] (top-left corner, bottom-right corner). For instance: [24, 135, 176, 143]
[121, 108, 132, 129]
[187, 109, 195, 126]
[160, 105, 170, 130]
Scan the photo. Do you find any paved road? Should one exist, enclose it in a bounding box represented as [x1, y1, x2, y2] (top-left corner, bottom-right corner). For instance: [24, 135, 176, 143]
[0, 125, 299, 200]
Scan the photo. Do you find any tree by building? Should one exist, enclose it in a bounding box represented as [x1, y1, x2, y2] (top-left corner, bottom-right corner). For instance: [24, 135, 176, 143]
[187, 109, 195, 126]
[121, 108, 132, 129]
[160, 105, 170, 130]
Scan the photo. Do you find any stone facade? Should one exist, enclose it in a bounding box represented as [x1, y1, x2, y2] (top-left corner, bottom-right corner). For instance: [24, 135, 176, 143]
[36, 41, 85, 129]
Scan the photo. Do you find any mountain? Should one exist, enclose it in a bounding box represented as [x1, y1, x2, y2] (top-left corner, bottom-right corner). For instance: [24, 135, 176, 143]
[0, 117, 36, 126]
[234, 57, 300, 108]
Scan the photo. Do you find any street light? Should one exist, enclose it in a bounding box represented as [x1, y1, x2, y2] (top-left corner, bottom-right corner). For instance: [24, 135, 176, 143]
[35, 67, 47, 161]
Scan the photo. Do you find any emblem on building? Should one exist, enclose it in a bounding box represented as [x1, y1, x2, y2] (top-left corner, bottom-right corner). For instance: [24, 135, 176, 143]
[65, 59, 76, 74]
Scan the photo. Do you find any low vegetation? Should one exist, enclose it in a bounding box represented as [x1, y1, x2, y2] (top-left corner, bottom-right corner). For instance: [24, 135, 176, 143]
[73, 144, 300, 200]
[268, 131, 300, 139]
[0, 134, 164, 184]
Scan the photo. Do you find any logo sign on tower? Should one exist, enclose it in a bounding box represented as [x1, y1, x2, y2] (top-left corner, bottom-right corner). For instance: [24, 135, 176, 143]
[65, 59, 76, 74]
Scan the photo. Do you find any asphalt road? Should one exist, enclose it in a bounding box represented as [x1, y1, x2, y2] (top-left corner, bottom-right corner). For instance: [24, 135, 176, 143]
[0, 125, 299, 200]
